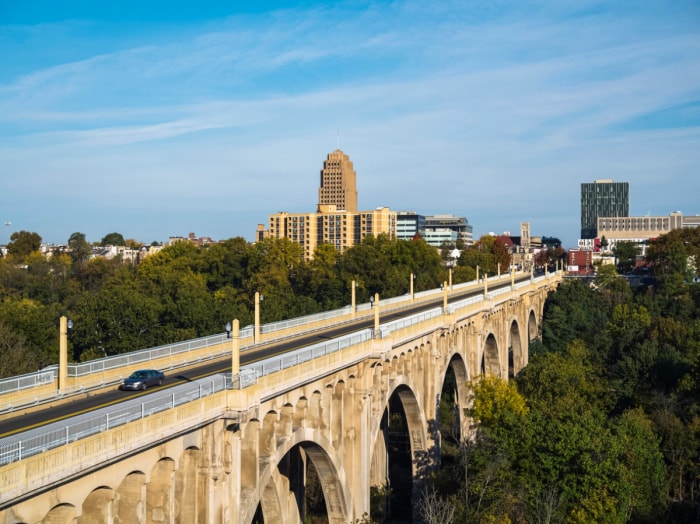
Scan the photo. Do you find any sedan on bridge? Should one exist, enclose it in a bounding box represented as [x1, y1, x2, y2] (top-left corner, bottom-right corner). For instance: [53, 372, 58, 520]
[120, 369, 165, 391]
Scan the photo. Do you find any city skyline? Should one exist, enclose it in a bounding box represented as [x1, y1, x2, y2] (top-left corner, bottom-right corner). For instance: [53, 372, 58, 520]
[1, 1, 699, 249]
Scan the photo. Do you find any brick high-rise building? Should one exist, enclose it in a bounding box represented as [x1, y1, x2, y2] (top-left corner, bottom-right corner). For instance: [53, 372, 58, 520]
[318, 149, 358, 212]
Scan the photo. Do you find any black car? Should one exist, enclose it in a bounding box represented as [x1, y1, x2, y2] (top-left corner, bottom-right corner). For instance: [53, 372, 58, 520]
[120, 369, 165, 391]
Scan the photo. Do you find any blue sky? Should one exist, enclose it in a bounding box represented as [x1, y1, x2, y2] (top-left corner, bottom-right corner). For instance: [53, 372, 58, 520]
[1, 1, 699, 249]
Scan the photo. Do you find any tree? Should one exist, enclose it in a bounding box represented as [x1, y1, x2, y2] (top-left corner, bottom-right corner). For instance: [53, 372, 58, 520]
[100, 232, 125, 246]
[68, 232, 91, 266]
[646, 227, 700, 293]
[417, 486, 456, 524]
[7, 230, 42, 259]
[457, 236, 512, 277]
[612, 240, 641, 273]
[0, 319, 34, 377]
[593, 263, 620, 288]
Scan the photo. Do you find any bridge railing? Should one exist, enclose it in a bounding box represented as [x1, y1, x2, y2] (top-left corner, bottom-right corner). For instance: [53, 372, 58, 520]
[261, 306, 353, 334]
[67, 330, 253, 377]
[246, 330, 373, 379]
[0, 367, 56, 395]
[0, 271, 530, 411]
[0, 374, 230, 466]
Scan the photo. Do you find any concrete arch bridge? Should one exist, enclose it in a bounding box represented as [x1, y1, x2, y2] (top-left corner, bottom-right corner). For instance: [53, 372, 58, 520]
[0, 272, 560, 523]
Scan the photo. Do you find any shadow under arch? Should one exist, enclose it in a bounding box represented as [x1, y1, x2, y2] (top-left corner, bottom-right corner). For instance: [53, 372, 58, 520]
[437, 353, 471, 445]
[369, 381, 431, 523]
[481, 332, 500, 377]
[508, 319, 524, 378]
[528, 309, 538, 341]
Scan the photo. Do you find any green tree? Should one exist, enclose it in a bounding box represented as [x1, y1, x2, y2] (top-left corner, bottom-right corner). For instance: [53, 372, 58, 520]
[646, 227, 700, 293]
[7, 230, 42, 260]
[68, 232, 92, 266]
[72, 269, 164, 359]
[457, 235, 511, 277]
[200, 237, 250, 291]
[100, 232, 126, 246]
[0, 298, 61, 371]
[615, 408, 667, 522]
[612, 240, 641, 273]
[0, 319, 34, 377]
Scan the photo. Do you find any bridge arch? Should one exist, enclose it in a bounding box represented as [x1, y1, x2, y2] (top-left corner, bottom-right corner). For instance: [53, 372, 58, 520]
[78, 486, 113, 523]
[254, 430, 352, 524]
[147, 458, 176, 524]
[42, 503, 75, 524]
[114, 471, 146, 522]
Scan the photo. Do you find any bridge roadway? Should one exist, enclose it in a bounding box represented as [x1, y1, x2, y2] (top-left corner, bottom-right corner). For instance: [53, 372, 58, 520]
[0, 274, 531, 438]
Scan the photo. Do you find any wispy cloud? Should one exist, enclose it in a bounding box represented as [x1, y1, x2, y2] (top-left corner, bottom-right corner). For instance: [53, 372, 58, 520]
[0, 0, 698, 245]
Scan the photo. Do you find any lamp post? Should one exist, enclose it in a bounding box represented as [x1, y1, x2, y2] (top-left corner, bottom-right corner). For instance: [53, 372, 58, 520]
[254, 292, 263, 344]
[351, 280, 358, 317]
[229, 319, 240, 379]
[372, 293, 380, 338]
[449, 268, 453, 290]
[410, 273, 416, 302]
[59, 316, 72, 393]
[484, 273, 488, 298]
[441, 281, 448, 313]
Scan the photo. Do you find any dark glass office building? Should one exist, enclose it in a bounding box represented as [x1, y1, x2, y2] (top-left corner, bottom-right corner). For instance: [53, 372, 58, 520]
[580, 179, 629, 239]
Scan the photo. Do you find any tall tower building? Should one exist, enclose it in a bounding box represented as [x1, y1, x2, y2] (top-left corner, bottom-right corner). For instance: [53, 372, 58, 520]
[318, 149, 358, 212]
[580, 179, 629, 239]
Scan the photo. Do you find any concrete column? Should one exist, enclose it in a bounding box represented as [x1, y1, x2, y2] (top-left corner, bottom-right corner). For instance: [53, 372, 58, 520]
[449, 268, 452, 290]
[484, 274, 488, 298]
[351, 280, 357, 317]
[228, 427, 242, 523]
[373, 293, 380, 338]
[59, 316, 68, 393]
[231, 319, 240, 378]
[409, 273, 414, 303]
[442, 281, 448, 313]
[476, 265, 479, 282]
[254, 292, 262, 344]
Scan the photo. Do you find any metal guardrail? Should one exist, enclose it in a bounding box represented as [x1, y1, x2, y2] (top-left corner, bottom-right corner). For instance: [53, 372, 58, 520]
[0, 328, 375, 466]
[67, 328, 254, 377]
[246, 330, 373, 380]
[0, 374, 230, 466]
[0, 367, 56, 395]
[261, 306, 352, 334]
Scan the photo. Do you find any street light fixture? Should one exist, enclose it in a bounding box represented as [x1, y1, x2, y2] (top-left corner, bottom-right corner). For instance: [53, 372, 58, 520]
[225, 322, 232, 339]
